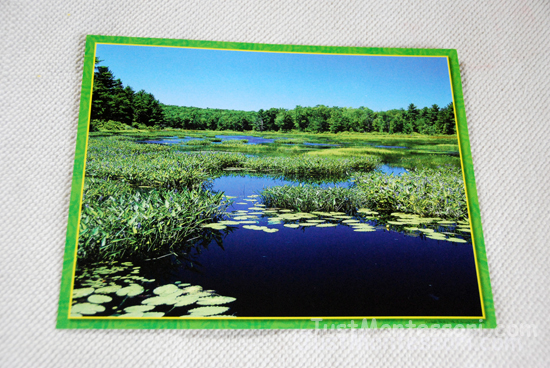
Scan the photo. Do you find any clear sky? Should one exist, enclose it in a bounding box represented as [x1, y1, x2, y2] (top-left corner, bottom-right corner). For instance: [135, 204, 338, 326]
[95, 44, 453, 112]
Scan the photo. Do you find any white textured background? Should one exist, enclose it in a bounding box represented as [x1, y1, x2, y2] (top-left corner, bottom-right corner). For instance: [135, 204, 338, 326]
[1, 1, 549, 367]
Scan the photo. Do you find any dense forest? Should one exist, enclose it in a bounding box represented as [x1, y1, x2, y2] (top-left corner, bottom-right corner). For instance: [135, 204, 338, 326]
[91, 63, 457, 135]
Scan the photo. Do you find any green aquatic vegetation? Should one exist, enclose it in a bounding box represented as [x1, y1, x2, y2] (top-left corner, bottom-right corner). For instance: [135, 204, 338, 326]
[354, 166, 468, 219]
[72, 262, 236, 317]
[88, 294, 112, 304]
[196, 296, 236, 305]
[95, 285, 122, 294]
[217, 139, 248, 146]
[243, 155, 381, 179]
[72, 287, 94, 299]
[261, 185, 366, 213]
[153, 284, 180, 295]
[174, 295, 200, 307]
[116, 284, 144, 297]
[274, 138, 305, 144]
[181, 285, 203, 294]
[86, 136, 245, 190]
[79, 179, 229, 262]
[188, 306, 230, 317]
[71, 303, 106, 315]
[184, 139, 211, 146]
[124, 305, 156, 313]
[261, 167, 465, 219]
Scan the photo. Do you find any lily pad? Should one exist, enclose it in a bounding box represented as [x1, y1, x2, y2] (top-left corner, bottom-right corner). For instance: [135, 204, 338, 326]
[284, 224, 300, 228]
[197, 296, 236, 306]
[316, 223, 338, 228]
[124, 305, 156, 313]
[306, 219, 325, 223]
[209, 224, 227, 230]
[218, 220, 240, 225]
[142, 312, 165, 317]
[447, 237, 468, 243]
[354, 228, 376, 232]
[298, 223, 317, 227]
[116, 284, 144, 297]
[426, 234, 446, 240]
[154, 284, 180, 296]
[72, 287, 94, 299]
[87, 294, 112, 304]
[263, 228, 279, 233]
[71, 303, 105, 315]
[181, 285, 203, 294]
[387, 221, 405, 225]
[174, 294, 200, 307]
[188, 306, 230, 317]
[243, 225, 261, 230]
[142, 295, 179, 306]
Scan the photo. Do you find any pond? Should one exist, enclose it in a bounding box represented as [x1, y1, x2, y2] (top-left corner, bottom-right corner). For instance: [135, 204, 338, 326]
[73, 173, 481, 318]
[139, 135, 345, 147]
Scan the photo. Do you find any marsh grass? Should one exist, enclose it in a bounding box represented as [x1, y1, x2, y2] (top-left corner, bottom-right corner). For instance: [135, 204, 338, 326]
[184, 140, 211, 146]
[261, 185, 365, 213]
[86, 137, 244, 190]
[354, 166, 467, 219]
[243, 155, 381, 179]
[79, 178, 230, 262]
[261, 166, 467, 220]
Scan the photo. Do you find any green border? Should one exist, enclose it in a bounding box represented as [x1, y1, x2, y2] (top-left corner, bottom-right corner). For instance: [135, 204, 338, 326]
[57, 35, 496, 329]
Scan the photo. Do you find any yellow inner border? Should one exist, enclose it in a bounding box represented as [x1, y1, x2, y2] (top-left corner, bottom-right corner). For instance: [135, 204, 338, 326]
[68, 42, 485, 321]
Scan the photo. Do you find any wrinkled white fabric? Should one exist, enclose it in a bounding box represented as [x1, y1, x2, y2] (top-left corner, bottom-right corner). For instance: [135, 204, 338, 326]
[1, 0, 549, 367]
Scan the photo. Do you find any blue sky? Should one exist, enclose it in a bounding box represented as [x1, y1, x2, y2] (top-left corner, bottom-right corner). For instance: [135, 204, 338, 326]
[96, 44, 453, 112]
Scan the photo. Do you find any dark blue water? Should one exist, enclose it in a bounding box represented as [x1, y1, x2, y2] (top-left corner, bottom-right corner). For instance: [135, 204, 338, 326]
[159, 174, 482, 317]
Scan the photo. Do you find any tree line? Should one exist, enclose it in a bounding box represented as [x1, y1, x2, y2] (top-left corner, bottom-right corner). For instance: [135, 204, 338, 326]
[91, 63, 457, 135]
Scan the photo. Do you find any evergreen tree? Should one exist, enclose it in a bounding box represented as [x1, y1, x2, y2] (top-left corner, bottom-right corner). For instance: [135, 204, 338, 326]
[404, 103, 418, 134]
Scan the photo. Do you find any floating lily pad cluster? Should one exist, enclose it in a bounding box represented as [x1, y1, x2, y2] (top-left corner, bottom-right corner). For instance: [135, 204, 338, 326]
[384, 212, 470, 243]
[71, 261, 235, 318]
[198, 192, 473, 245]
